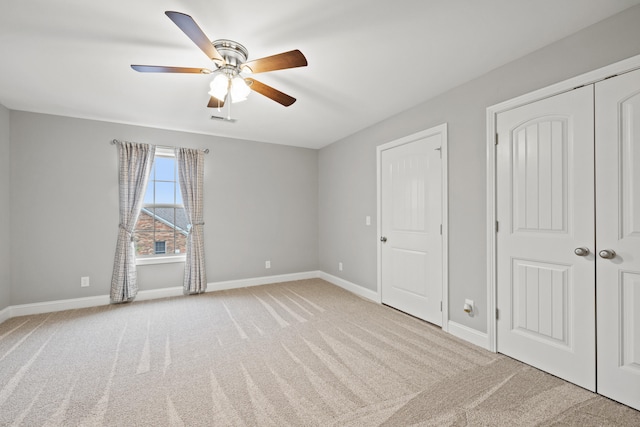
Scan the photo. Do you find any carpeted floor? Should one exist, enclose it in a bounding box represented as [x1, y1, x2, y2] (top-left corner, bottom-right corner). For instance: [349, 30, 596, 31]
[0, 278, 638, 426]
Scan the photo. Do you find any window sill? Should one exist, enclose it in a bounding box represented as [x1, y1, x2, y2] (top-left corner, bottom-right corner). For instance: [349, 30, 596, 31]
[136, 255, 186, 266]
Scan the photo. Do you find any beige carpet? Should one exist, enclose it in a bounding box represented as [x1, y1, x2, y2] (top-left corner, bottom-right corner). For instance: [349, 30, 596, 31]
[0, 279, 638, 426]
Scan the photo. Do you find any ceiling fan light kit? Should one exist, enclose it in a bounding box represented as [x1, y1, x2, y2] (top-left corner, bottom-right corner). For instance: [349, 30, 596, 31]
[207, 40, 252, 104]
[131, 11, 307, 114]
[229, 76, 250, 102]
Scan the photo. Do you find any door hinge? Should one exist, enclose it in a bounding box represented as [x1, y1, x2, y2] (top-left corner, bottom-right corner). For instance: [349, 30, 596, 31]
[496, 308, 499, 320]
[440, 301, 443, 312]
[495, 133, 499, 145]
[440, 224, 443, 235]
[495, 221, 499, 232]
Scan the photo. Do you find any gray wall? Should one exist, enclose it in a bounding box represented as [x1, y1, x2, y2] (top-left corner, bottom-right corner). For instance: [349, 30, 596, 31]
[318, 5, 640, 333]
[0, 104, 10, 310]
[9, 112, 318, 305]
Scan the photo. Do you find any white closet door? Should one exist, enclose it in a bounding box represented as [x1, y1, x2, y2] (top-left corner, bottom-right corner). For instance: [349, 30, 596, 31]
[496, 86, 596, 391]
[380, 134, 443, 325]
[595, 68, 640, 411]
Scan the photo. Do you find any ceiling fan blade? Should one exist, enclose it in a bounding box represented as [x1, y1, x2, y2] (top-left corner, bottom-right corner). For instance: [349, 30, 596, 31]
[242, 50, 307, 74]
[245, 78, 296, 107]
[165, 11, 224, 63]
[131, 65, 212, 74]
[207, 96, 225, 108]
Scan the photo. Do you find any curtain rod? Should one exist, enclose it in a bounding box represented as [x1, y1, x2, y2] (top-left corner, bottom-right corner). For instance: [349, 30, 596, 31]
[110, 139, 209, 154]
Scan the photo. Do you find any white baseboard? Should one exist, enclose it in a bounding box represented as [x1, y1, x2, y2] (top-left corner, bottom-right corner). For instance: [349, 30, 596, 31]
[121, 271, 323, 302]
[0, 305, 10, 324]
[10, 294, 111, 318]
[319, 272, 379, 302]
[207, 271, 320, 292]
[0, 271, 322, 322]
[447, 320, 490, 350]
[9, 287, 191, 318]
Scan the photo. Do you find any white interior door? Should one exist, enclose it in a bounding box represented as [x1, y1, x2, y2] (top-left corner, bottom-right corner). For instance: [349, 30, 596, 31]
[595, 68, 640, 411]
[496, 86, 596, 391]
[380, 133, 443, 325]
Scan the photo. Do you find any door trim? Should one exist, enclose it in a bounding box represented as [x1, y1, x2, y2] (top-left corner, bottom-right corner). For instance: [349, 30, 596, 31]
[486, 54, 640, 352]
[377, 123, 449, 330]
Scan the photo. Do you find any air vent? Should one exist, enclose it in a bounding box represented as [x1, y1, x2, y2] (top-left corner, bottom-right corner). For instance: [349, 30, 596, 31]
[210, 115, 237, 123]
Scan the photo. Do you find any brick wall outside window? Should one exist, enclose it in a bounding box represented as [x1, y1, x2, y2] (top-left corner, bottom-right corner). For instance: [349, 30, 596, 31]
[135, 210, 187, 256]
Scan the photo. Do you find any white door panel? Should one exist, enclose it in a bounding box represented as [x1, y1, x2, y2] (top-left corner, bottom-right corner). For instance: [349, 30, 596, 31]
[496, 86, 596, 391]
[494, 65, 640, 410]
[595, 68, 640, 411]
[381, 134, 443, 325]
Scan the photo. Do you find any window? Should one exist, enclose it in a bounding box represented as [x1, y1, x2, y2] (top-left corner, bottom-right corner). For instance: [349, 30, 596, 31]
[135, 148, 187, 261]
[154, 241, 166, 255]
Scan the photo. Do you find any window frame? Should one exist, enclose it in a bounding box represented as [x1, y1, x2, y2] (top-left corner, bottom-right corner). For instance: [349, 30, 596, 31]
[154, 241, 167, 255]
[135, 147, 186, 266]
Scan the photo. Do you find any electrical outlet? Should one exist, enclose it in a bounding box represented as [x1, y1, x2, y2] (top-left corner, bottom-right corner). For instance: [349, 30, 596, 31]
[81, 276, 90, 287]
[265, 260, 271, 269]
[464, 299, 474, 315]
[339, 262, 343, 271]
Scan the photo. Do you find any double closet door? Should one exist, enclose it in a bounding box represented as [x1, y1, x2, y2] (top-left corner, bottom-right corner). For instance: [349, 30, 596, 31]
[496, 68, 640, 411]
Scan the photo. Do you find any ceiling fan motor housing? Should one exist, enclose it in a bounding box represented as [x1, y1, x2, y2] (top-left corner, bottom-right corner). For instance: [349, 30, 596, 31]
[213, 39, 248, 75]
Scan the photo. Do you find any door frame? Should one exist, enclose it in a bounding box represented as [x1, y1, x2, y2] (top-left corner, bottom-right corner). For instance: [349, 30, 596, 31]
[377, 123, 449, 330]
[486, 54, 640, 352]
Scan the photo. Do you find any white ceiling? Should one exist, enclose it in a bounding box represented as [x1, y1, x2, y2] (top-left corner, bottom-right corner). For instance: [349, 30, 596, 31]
[1, 0, 639, 149]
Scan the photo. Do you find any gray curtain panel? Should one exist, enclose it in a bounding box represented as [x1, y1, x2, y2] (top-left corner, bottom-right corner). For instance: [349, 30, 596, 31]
[110, 141, 156, 303]
[176, 147, 207, 294]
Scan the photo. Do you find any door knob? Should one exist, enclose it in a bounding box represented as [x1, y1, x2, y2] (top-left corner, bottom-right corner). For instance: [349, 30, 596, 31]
[380, 236, 387, 243]
[574, 247, 590, 256]
[598, 249, 616, 259]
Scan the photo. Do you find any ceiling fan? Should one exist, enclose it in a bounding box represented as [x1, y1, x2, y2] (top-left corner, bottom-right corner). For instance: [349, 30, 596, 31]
[131, 11, 308, 108]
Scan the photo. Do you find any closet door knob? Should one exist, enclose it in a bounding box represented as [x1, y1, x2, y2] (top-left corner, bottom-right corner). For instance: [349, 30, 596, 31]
[380, 236, 387, 243]
[598, 249, 616, 259]
[574, 247, 590, 256]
